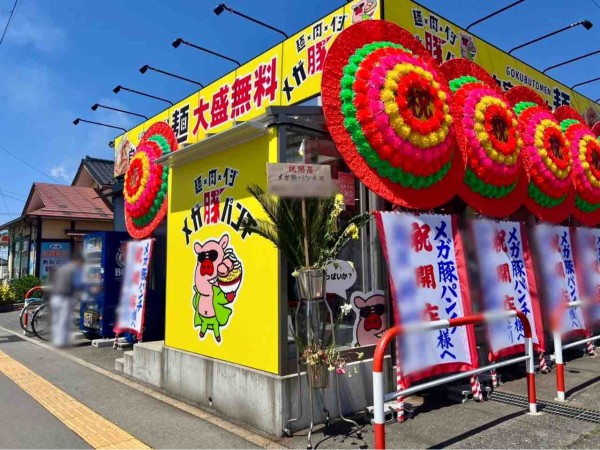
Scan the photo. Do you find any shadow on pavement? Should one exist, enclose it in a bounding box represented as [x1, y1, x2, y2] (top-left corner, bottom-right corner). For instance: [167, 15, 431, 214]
[426, 409, 527, 449]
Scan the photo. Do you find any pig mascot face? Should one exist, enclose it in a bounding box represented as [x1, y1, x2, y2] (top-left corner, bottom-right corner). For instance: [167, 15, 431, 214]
[351, 290, 387, 347]
[191, 233, 243, 344]
[351, 0, 377, 24]
[194, 235, 229, 296]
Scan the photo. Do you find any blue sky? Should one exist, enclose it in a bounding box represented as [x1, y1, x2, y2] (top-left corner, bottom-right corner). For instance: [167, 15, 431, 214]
[1, 0, 600, 222]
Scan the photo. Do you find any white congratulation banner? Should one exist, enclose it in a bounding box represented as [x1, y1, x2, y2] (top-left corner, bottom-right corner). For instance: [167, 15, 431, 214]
[375, 212, 477, 386]
[471, 219, 544, 358]
[266, 163, 335, 198]
[532, 225, 586, 337]
[114, 239, 154, 339]
[573, 227, 600, 328]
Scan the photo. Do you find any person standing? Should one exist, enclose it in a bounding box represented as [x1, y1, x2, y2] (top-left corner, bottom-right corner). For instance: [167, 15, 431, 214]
[50, 253, 83, 347]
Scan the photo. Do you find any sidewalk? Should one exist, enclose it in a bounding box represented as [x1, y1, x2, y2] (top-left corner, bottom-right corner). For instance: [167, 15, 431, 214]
[1, 309, 599, 449]
[0, 314, 270, 449]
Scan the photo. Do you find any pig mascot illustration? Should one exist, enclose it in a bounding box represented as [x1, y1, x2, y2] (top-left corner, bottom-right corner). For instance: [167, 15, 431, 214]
[351, 290, 387, 347]
[351, 0, 377, 23]
[192, 234, 243, 343]
[460, 33, 477, 61]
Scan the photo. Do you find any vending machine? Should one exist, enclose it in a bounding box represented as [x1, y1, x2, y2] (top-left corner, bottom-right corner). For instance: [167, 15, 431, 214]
[80, 231, 129, 339]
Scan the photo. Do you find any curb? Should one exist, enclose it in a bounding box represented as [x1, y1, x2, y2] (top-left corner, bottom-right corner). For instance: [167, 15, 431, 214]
[0, 303, 23, 313]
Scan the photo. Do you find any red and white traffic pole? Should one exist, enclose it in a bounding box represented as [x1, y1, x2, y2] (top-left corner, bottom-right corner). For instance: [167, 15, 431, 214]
[372, 312, 536, 449]
[553, 330, 566, 401]
[525, 333, 537, 412]
[373, 325, 402, 450]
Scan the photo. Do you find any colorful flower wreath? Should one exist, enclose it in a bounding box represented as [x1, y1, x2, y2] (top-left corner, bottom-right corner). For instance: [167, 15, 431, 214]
[555, 106, 600, 226]
[441, 59, 526, 217]
[322, 20, 460, 209]
[504, 87, 573, 223]
[124, 122, 178, 238]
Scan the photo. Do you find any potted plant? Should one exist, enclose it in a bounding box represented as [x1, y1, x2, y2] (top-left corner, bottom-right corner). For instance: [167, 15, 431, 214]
[243, 184, 371, 302]
[243, 184, 370, 387]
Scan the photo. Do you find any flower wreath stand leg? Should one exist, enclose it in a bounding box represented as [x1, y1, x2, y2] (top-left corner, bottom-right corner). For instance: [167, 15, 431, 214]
[321, 298, 362, 439]
[296, 267, 330, 450]
[241, 187, 370, 448]
[283, 299, 305, 438]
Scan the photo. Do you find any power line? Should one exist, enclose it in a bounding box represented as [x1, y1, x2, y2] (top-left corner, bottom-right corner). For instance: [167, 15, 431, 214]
[0, 190, 10, 214]
[0, 188, 25, 199]
[0, 143, 58, 182]
[0, 0, 20, 47]
[590, 0, 600, 9]
[0, 191, 25, 202]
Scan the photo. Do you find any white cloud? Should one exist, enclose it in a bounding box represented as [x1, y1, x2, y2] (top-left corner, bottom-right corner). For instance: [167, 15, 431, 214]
[0, 3, 66, 53]
[50, 164, 72, 183]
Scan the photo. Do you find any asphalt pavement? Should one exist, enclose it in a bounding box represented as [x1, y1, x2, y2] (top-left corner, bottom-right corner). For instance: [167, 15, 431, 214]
[0, 313, 261, 449]
[0, 309, 599, 449]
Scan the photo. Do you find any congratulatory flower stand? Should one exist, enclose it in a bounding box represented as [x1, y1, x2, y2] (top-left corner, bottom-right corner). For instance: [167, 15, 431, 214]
[243, 182, 370, 448]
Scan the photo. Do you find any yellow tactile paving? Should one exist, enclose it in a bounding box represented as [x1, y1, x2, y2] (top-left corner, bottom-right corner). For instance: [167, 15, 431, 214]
[0, 350, 149, 449]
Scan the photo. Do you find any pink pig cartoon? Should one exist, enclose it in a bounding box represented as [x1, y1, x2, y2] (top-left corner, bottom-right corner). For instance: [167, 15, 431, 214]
[192, 234, 243, 343]
[351, 0, 378, 24]
[351, 290, 387, 347]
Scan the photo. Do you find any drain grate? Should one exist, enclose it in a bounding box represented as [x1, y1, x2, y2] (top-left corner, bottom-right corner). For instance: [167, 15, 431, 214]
[491, 390, 600, 424]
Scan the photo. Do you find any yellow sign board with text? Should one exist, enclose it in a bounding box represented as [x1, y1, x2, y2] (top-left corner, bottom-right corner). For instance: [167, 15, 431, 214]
[113, 0, 383, 176]
[385, 0, 599, 124]
[165, 132, 280, 374]
[280, 0, 381, 105]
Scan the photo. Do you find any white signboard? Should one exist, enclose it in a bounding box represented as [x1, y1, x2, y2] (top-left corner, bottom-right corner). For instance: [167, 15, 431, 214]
[375, 212, 477, 386]
[573, 227, 600, 328]
[325, 259, 356, 299]
[267, 163, 335, 198]
[532, 224, 586, 337]
[114, 239, 154, 339]
[471, 219, 544, 358]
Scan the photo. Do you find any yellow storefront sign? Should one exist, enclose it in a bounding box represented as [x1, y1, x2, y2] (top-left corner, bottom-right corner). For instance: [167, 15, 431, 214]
[113, 0, 383, 176]
[165, 132, 280, 374]
[280, 0, 381, 106]
[385, 0, 600, 124]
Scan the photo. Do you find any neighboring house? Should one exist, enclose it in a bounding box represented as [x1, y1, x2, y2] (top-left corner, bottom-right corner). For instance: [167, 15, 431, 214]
[72, 156, 114, 201]
[0, 158, 115, 282]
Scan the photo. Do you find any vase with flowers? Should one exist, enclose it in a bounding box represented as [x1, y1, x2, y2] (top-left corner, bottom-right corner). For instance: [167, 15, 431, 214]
[242, 184, 370, 367]
[242, 183, 370, 441]
[298, 305, 365, 389]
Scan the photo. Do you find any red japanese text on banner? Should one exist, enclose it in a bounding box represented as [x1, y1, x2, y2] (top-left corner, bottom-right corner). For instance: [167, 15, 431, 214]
[114, 239, 154, 339]
[531, 224, 586, 338]
[471, 219, 545, 359]
[572, 227, 600, 328]
[374, 212, 478, 387]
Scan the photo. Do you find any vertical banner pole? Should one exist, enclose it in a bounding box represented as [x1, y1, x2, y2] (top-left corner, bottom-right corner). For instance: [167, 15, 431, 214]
[539, 352, 549, 373]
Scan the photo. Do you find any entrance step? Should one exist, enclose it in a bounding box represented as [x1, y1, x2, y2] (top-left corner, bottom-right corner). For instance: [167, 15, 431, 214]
[92, 338, 115, 348]
[120, 341, 164, 388]
[123, 351, 134, 376]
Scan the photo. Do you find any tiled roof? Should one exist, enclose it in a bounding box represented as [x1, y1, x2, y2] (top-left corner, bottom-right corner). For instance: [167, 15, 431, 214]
[25, 183, 113, 220]
[74, 156, 114, 186]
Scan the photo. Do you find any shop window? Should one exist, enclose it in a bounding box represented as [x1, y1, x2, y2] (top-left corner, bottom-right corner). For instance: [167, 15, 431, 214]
[12, 239, 20, 279]
[280, 117, 387, 375]
[20, 238, 29, 278]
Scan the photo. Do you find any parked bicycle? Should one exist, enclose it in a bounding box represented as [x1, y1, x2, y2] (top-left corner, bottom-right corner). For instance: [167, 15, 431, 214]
[31, 301, 52, 340]
[19, 286, 48, 335]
